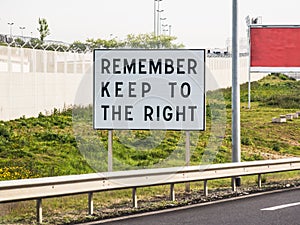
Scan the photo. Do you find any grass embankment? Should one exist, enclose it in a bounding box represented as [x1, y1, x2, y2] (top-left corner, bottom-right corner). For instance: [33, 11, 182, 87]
[0, 109, 94, 179]
[0, 73, 300, 224]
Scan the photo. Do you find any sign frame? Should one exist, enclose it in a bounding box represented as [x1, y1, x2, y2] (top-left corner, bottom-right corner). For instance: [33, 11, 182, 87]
[93, 49, 206, 131]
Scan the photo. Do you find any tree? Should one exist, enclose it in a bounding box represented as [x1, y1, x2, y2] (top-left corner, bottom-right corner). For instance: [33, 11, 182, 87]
[86, 38, 125, 49]
[37, 18, 50, 42]
[124, 33, 184, 49]
[69, 41, 89, 52]
[84, 33, 184, 50]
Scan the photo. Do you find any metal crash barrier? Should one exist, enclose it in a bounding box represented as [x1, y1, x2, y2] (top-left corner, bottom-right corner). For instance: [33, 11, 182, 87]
[1, 158, 300, 223]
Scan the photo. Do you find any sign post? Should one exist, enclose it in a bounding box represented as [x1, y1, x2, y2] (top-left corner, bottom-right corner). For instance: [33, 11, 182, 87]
[185, 130, 191, 192]
[108, 130, 113, 172]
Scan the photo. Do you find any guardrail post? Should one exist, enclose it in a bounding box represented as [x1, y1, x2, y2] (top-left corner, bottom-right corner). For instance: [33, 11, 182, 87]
[203, 180, 208, 196]
[88, 192, 94, 215]
[36, 198, 42, 224]
[132, 188, 137, 208]
[185, 182, 191, 193]
[258, 174, 262, 188]
[170, 184, 175, 201]
[231, 177, 236, 192]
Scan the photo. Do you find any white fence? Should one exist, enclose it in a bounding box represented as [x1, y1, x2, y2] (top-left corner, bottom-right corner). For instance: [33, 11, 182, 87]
[0, 46, 267, 121]
[0, 46, 92, 121]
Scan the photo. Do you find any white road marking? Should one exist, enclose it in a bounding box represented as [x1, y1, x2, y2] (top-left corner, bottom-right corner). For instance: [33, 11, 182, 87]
[261, 202, 300, 211]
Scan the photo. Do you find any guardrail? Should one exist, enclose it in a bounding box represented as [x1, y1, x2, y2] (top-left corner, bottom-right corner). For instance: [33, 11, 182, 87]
[1, 158, 300, 223]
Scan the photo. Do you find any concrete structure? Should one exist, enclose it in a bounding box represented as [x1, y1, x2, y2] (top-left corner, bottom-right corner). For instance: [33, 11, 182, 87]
[272, 116, 287, 123]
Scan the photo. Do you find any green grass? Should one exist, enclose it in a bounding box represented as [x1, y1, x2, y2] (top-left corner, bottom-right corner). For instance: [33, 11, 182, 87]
[0, 109, 94, 179]
[1, 73, 300, 180]
[1, 73, 300, 224]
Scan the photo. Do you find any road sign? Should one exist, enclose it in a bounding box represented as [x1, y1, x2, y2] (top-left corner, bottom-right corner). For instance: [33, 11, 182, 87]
[250, 25, 300, 72]
[93, 49, 205, 130]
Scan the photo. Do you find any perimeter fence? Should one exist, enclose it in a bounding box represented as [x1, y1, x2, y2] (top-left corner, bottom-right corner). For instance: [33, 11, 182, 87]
[0, 37, 267, 121]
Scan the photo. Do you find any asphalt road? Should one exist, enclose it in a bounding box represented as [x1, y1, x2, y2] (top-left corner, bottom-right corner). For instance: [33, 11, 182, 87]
[84, 188, 300, 225]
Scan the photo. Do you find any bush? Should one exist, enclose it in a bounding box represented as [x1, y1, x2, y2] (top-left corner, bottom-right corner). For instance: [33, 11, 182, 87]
[241, 137, 253, 146]
[272, 143, 281, 152]
[0, 125, 10, 139]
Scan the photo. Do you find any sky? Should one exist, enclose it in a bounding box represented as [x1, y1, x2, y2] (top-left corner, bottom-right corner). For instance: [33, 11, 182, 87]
[1, 0, 300, 48]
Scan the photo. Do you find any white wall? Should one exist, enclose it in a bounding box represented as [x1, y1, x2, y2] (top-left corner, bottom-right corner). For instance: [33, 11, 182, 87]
[206, 56, 267, 90]
[0, 72, 86, 120]
[0, 46, 267, 121]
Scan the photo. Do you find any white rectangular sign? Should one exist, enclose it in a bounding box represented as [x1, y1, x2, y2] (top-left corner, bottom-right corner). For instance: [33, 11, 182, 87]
[93, 49, 205, 130]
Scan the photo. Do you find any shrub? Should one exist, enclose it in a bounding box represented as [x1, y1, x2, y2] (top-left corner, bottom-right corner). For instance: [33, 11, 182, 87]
[272, 143, 281, 152]
[241, 137, 253, 146]
[0, 125, 10, 139]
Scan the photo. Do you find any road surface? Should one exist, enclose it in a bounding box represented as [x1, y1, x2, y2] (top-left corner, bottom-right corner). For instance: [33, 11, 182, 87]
[82, 188, 300, 225]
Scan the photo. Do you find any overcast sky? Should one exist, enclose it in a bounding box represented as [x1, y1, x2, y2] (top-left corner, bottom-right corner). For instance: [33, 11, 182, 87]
[1, 0, 300, 48]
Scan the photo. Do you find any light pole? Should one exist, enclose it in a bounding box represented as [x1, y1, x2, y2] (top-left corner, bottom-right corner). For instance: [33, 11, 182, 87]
[8, 22, 14, 37]
[162, 24, 168, 35]
[169, 25, 172, 36]
[156, 0, 163, 36]
[232, 0, 241, 189]
[160, 17, 167, 35]
[154, 0, 156, 35]
[19, 26, 25, 38]
[154, 0, 162, 36]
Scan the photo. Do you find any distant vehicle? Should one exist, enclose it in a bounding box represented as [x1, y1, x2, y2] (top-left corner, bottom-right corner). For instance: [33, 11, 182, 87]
[207, 48, 229, 56]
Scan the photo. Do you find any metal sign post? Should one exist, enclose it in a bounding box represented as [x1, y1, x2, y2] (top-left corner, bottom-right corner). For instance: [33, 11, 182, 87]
[232, 0, 241, 190]
[108, 130, 113, 172]
[185, 130, 191, 192]
[246, 16, 251, 110]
